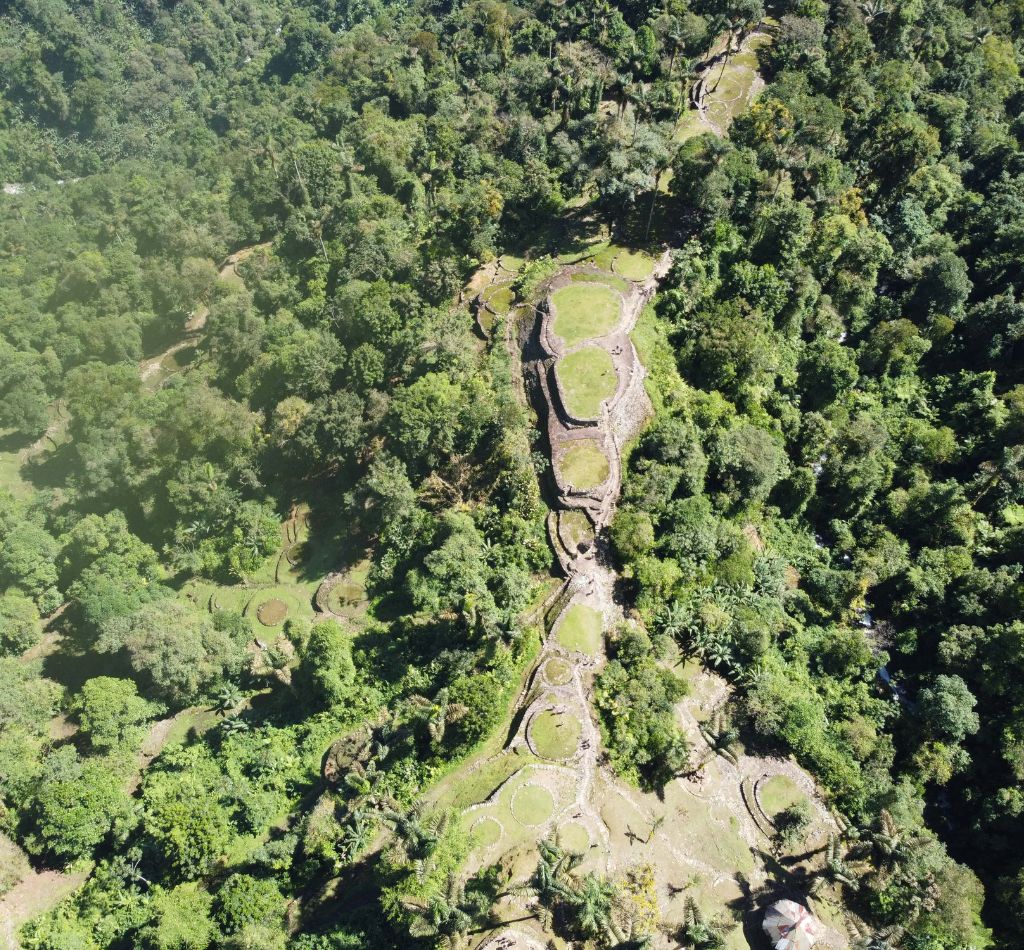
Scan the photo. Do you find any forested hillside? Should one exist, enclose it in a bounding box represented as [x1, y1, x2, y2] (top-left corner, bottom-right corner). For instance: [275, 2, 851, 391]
[0, 0, 1022, 948]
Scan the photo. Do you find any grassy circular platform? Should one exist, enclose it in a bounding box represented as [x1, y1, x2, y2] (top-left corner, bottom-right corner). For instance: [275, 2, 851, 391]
[531, 710, 581, 761]
[542, 657, 573, 686]
[256, 598, 288, 626]
[556, 604, 603, 655]
[324, 566, 369, 618]
[759, 774, 806, 819]
[471, 816, 502, 847]
[559, 822, 590, 853]
[511, 784, 554, 826]
[557, 441, 609, 489]
[483, 283, 514, 314]
[550, 283, 621, 346]
[556, 346, 617, 419]
[571, 271, 630, 293]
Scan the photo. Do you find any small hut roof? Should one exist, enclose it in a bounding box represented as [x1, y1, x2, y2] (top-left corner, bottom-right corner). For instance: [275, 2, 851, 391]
[762, 900, 824, 950]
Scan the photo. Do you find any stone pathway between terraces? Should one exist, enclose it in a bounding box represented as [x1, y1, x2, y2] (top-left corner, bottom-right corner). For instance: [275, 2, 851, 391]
[471, 253, 670, 949]
[468, 249, 848, 950]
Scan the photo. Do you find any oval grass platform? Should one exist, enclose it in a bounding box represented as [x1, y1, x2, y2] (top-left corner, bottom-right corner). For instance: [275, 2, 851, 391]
[555, 345, 616, 419]
[556, 440, 609, 489]
[550, 283, 621, 347]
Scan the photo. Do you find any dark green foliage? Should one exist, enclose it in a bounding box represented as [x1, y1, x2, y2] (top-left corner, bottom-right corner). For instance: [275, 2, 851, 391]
[595, 624, 689, 790]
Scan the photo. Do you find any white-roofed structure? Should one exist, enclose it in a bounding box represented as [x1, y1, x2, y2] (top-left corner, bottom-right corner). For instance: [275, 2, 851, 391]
[763, 899, 825, 950]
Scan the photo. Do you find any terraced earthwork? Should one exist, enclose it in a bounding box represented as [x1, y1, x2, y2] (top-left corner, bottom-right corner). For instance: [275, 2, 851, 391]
[445, 247, 670, 906]
[554, 345, 616, 419]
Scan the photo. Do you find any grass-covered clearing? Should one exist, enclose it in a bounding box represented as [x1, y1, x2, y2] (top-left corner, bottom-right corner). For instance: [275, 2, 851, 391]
[559, 822, 590, 853]
[471, 816, 502, 847]
[530, 710, 580, 761]
[758, 774, 806, 818]
[557, 440, 610, 488]
[541, 656, 573, 686]
[556, 345, 616, 419]
[511, 783, 555, 825]
[556, 603, 603, 655]
[323, 560, 371, 619]
[570, 271, 630, 293]
[613, 249, 656, 280]
[483, 282, 514, 314]
[559, 510, 594, 552]
[550, 283, 621, 346]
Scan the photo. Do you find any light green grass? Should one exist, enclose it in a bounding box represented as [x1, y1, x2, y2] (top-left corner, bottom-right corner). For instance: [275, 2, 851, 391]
[759, 775, 806, 818]
[511, 784, 554, 826]
[483, 283, 514, 314]
[325, 560, 370, 619]
[570, 271, 630, 293]
[630, 304, 686, 413]
[614, 250, 656, 280]
[556, 346, 616, 419]
[556, 604, 603, 655]
[531, 710, 581, 761]
[559, 822, 590, 853]
[0, 449, 30, 499]
[443, 751, 542, 810]
[550, 284, 621, 346]
[559, 510, 594, 553]
[557, 440, 610, 489]
[590, 244, 619, 272]
[471, 816, 502, 847]
[542, 657, 573, 686]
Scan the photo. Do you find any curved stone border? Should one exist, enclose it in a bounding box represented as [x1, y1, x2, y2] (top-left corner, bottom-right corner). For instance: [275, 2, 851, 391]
[525, 703, 584, 763]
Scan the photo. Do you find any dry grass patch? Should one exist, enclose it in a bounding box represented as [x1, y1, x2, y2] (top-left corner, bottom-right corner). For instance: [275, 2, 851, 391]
[557, 440, 609, 489]
[256, 598, 288, 626]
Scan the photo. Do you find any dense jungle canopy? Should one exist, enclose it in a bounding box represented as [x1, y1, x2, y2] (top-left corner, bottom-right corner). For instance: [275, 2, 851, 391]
[1, 0, 1024, 948]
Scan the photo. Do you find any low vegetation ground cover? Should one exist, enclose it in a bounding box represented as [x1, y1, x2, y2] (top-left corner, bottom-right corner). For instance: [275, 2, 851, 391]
[550, 283, 621, 346]
[555, 345, 616, 419]
[530, 709, 581, 761]
[555, 603, 603, 655]
[556, 440, 610, 488]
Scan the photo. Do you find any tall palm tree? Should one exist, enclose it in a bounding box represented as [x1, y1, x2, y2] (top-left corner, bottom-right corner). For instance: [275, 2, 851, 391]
[810, 835, 861, 895]
[385, 805, 451, 864]
[338, 808, 374, 863]
[402, 875, 492, 946]
[213, 683, 243, 716]
[406, 689, 470, 746]
[568, 872, 624, 945]
[676, 896, 727, 949]
[699, 710, 740, 766]
[859, 0, 887, 25]
[847, 919, 904, 950]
